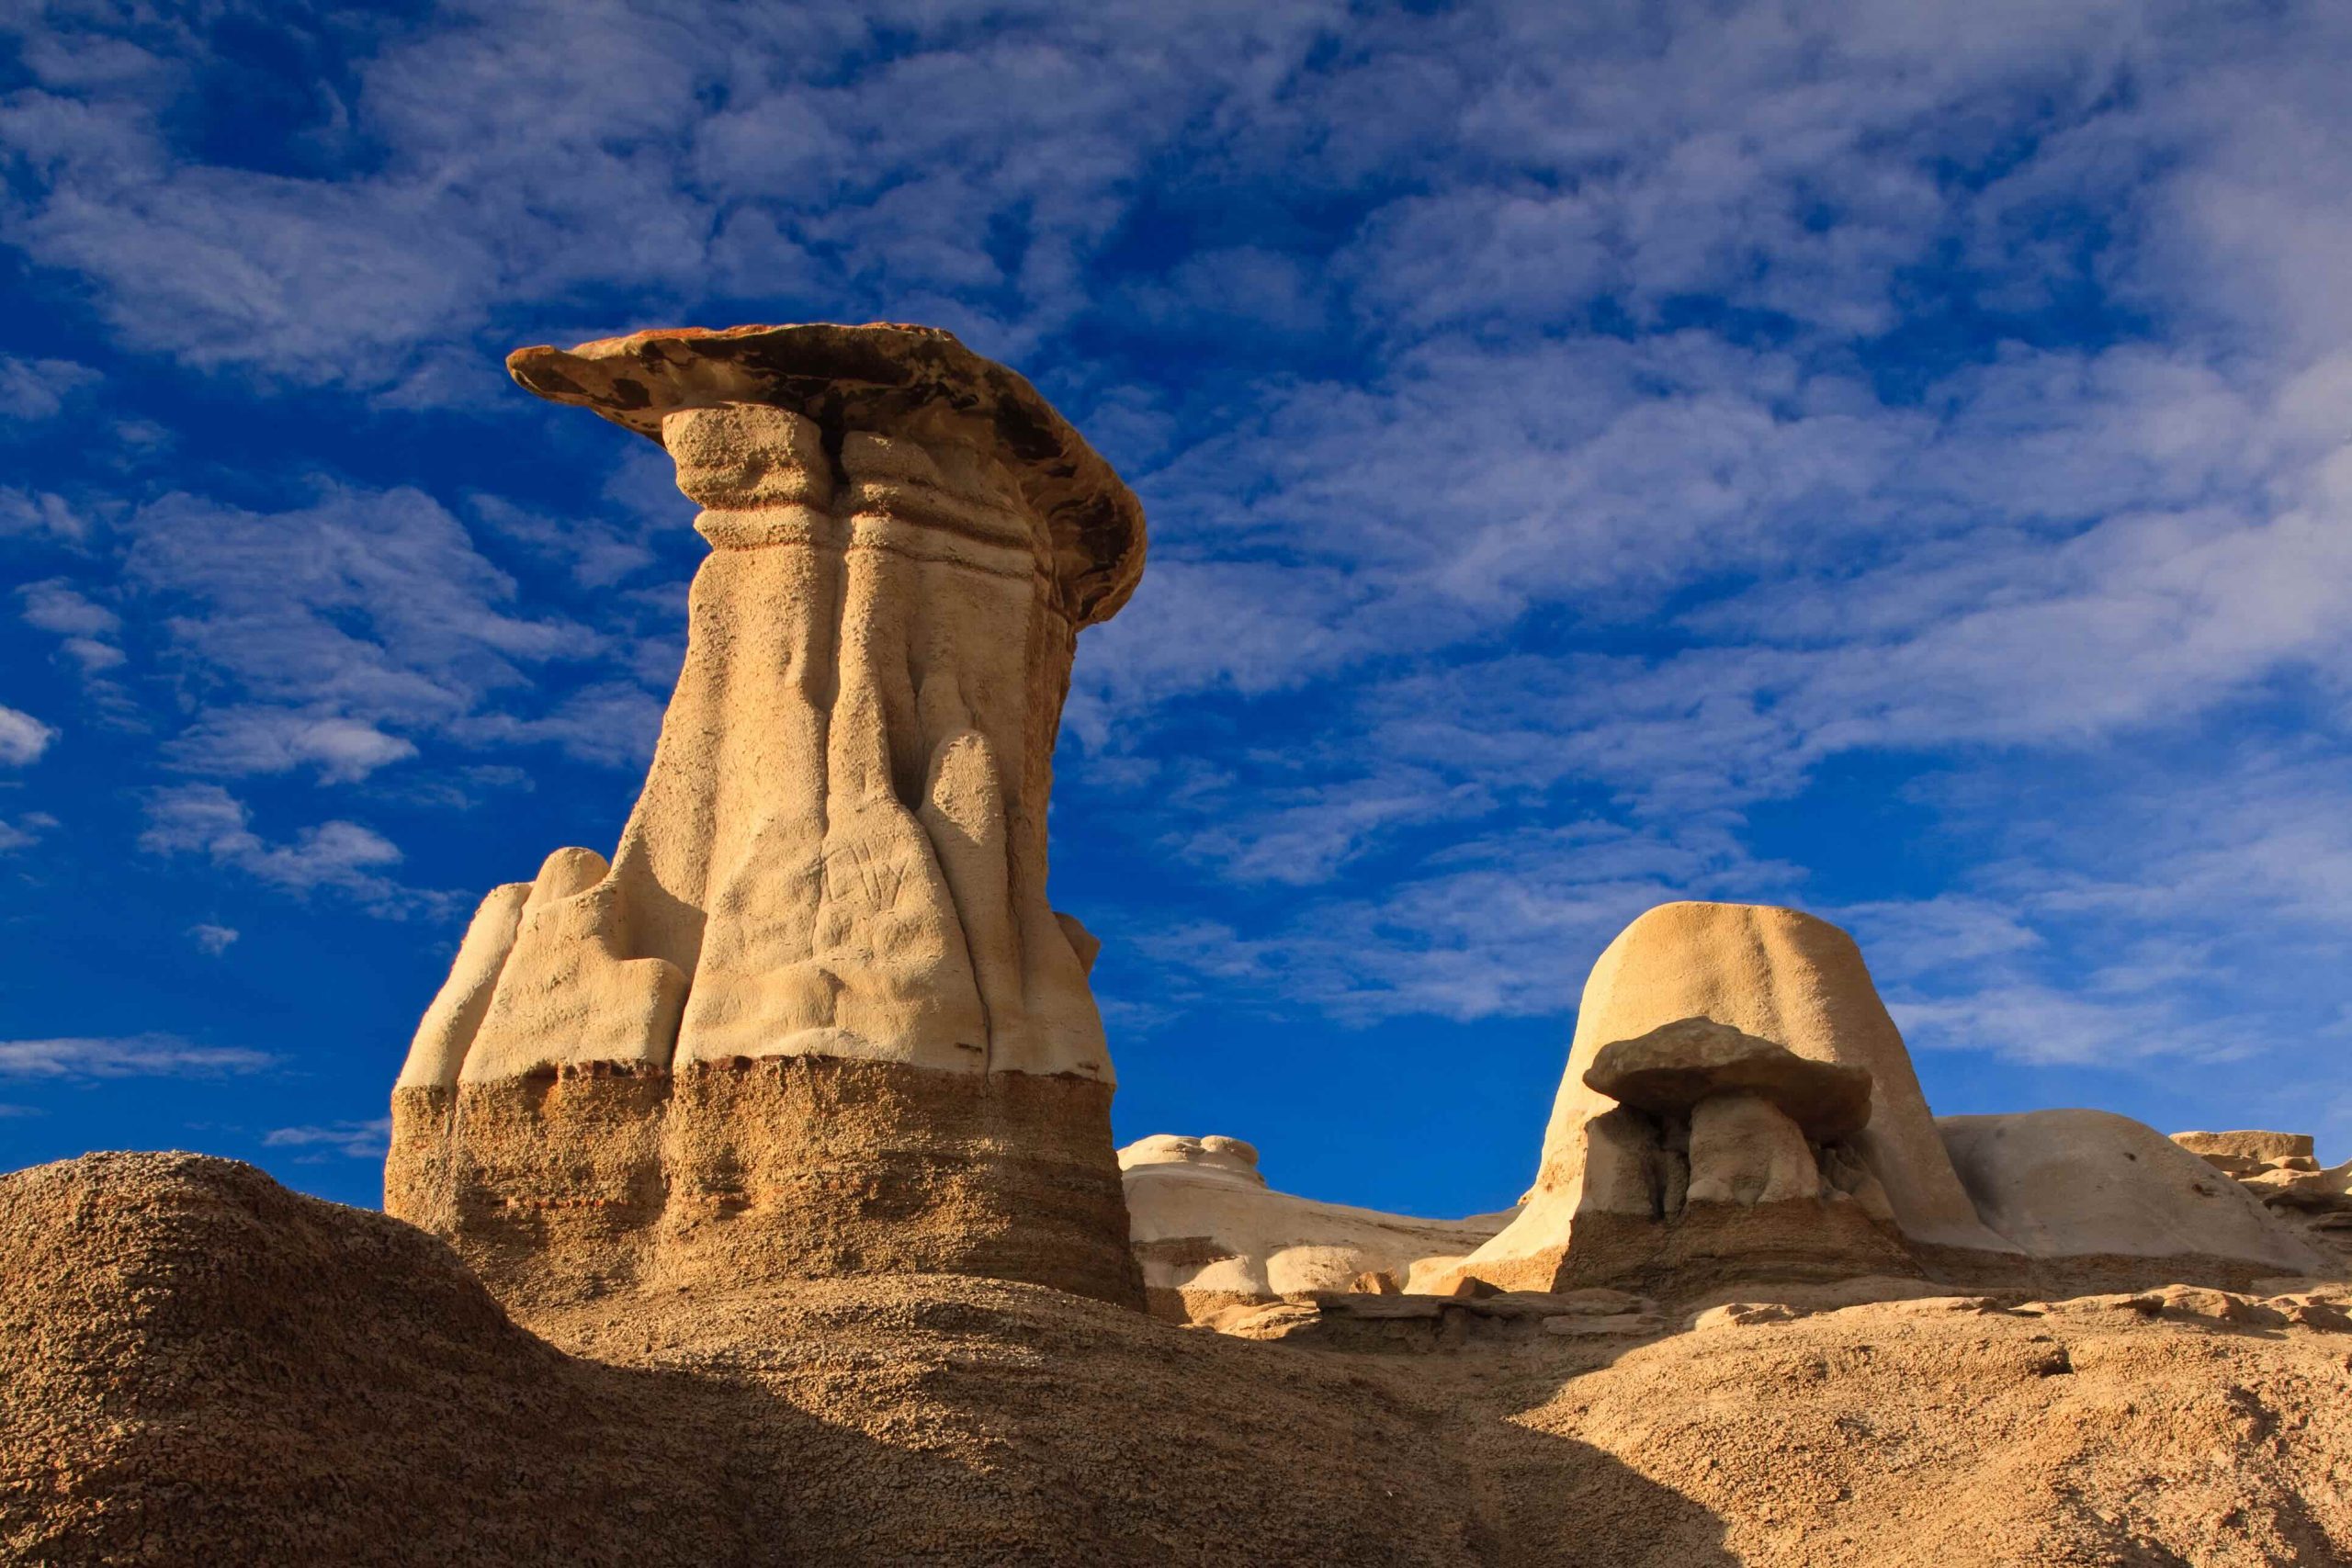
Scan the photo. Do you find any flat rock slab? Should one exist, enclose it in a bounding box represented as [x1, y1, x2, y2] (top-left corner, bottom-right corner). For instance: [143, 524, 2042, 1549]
[2173, 1130, 2316, 1163]
[506, 321, 1145, 627]
[1583, 1016, 1874, 1140]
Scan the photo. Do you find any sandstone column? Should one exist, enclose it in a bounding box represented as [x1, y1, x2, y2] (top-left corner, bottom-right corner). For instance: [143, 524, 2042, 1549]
[388, 323, 1146, 1310]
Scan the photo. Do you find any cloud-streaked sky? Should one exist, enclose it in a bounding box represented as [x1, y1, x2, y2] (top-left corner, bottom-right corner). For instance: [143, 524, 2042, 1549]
[3, 0, 2347, 1214]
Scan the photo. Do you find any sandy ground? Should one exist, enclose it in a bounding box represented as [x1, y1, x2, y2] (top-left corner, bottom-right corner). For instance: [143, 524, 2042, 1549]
[6, 1153, 2349, 1565]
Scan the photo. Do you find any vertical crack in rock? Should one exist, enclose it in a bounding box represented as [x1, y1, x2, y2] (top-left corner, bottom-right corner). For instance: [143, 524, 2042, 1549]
[387, 323, 1146, 1311]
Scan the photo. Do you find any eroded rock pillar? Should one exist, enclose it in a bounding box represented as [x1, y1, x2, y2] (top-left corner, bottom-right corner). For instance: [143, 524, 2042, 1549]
[387, 323, 1146, 1310]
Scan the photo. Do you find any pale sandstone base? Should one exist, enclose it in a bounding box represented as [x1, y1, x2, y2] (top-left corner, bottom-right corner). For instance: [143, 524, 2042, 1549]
[389, 1061, 1141, 1311]
[1117, 1134, 1514, 1322]
[1418, 1199, 1918, 1298]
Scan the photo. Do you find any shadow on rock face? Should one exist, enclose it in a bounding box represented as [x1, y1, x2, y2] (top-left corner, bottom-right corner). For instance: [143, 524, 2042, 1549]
[1, 1152, 1734, 1566]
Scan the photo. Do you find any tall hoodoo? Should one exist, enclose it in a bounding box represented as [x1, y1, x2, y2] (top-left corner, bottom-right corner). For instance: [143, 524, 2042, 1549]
[388, 324, 1147, 1309]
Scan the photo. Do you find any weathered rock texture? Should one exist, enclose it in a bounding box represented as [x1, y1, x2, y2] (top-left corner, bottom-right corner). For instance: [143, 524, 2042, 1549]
[1937, 1111, 2330, 1277]
[1583, 1017, 1874, 1140]
[14, 1153, 2352, 1566]
[2173, 1130, 2352, 1269]
[2174, 1128, 2318, 1170]
[1118, 1134, 1512, 1321]
[1429, 904, 2007, 1295]
[389, 323, 1147, 1308]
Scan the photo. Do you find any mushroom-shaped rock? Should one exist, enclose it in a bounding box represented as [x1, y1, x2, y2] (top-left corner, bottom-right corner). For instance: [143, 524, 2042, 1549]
[1423, 902, 1999, 1296]
[1512, 902, 2004, 1255]
[387, 323, 1147, 1312]
[1118, 1135, 1514, 1323]
[1583, 1017, 1874, 1142]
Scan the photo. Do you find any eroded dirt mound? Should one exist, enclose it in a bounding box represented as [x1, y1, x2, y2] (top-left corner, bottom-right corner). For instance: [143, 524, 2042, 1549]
[0, 1153, 1487, 1564]
[1489, 1292, 2352, 1566]
[0, 1152, 768, 1563]
[6, 1153, 2351, 1565]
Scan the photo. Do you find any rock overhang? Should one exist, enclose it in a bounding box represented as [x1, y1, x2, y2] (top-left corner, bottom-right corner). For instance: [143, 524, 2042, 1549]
[1583, 1016, 1876, 1143]
[506, 321, 1147, 627]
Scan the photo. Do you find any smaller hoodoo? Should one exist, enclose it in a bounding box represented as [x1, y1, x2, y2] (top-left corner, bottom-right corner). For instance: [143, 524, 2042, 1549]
[1422, 901, 2011, 1295]
[1422, 900, 2329, 1299]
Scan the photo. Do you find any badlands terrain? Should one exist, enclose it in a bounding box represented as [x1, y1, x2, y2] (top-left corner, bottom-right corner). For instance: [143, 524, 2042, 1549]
[3, 324, 2347, 1565]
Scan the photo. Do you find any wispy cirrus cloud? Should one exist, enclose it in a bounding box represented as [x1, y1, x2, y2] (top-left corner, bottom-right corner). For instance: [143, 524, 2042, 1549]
[121, 485, 605, 782]
[17, 577, 124, 673]
[264, 1117, 391, 1159]
[187, 922, 239, 956]
[0, 811, 58, 853]
[0, 355, 99, 423]
[138, 784, 445, 917]
[0, 1034, 274, 1078]
[0, 705, 54, 766]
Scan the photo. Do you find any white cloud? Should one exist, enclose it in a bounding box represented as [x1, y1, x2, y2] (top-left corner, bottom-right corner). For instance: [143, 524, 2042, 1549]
[1136, 818, 1795, 1024]
[466, 493, 658, 590]
[17, 578, 117, 637]
[0, 0, 1348, 389]
[1176, 767, 1495, 886]
[0, 705, 55, 765]
[1835, 896, 2043, 977]
[168, 710, 420, 784]
[263, 1116, 391, 1159]
[449, 681, 665, 770]
[119, 485, 626, 780]
[0, 489, 89, 542]
[139, 784, 438, 915]
[0, 355, 100, 422]
[17, 576, 125, 674]
[0, 1034, 274, 1078]
[187, 922, 238, 955]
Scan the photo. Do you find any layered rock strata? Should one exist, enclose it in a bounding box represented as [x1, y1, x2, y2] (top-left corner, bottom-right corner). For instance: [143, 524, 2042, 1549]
[1429, 904, 2009, 1295]
[389, 323, 1146, 1309]
[1117, 1134, 1513, 1322]
[2174, 1128, 2319, 1174]
[2171, 1130, 2352, 1268]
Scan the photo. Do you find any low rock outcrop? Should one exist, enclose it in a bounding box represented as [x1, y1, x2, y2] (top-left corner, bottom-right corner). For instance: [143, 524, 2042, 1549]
[388, 324, 1148, 1310]
[2171, 1128, 2352, 1269]
[2175, 1129, 2318, 1169]
[1939, 1110, 2328, 1279]
[1119, 1134, 1511, 1321]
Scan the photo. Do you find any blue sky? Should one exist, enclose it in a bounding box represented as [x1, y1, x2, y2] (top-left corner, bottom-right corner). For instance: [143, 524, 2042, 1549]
[2, 0, 2348, 1216]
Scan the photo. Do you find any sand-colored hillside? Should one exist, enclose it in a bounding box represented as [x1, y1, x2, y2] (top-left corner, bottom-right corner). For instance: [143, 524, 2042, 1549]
[6, 1153, 2350, 1566]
